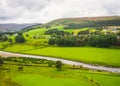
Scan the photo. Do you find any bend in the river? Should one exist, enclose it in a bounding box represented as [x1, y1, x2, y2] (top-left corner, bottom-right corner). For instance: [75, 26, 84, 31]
[0, 51, 120, 73]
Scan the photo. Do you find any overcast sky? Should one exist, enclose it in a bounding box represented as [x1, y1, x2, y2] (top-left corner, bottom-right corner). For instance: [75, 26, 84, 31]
[0, 0, 120, 23]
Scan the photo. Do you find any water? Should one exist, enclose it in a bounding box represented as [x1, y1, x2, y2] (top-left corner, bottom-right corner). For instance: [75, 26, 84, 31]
[0, 51, 120, 73]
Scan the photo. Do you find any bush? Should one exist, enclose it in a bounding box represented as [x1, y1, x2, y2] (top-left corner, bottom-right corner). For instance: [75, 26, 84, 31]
[15, 34, 26, 43]
[55, 61, 62, 70]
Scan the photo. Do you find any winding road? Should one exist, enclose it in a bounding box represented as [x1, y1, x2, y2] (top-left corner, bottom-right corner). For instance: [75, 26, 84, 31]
[0, 51, 120, 73]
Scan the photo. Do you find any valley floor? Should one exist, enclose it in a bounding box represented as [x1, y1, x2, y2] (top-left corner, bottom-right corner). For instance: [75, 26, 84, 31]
[1, 45, 120, 67]
[0, 64, 120, 86]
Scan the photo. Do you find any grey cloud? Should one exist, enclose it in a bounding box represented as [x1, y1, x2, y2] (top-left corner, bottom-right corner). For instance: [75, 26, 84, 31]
[0, 0, 120, 23]
[5, 0, 50, 11]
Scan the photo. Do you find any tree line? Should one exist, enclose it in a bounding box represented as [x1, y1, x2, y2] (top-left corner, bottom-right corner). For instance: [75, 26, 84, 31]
[48, 34, 120, 48]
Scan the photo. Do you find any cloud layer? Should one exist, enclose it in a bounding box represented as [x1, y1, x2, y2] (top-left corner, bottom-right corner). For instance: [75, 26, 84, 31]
[0, 0, 120, 23]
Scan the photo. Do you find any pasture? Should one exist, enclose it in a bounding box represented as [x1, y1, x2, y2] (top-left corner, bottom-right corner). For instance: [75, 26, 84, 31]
[3, 45, 120, 67]
[0, 64, 120, 86]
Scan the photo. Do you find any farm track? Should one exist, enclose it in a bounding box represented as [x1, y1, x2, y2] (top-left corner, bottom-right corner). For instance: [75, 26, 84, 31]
[0, 51, 120, 73]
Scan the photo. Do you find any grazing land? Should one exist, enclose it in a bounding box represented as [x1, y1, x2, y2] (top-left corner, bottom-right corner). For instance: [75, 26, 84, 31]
[0, 16, 120, 86]
[0, 57, 120, 86]
[2, 45, 120, 67]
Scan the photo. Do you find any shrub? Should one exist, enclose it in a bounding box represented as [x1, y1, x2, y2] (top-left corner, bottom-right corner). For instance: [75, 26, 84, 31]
[15, 34, 26, 43]
[55, 61, 62, 70]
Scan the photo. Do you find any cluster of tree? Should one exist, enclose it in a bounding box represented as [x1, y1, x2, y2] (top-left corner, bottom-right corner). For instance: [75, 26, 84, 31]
[45, 29, 65, 35]
[78, 30, 89, 35]
[0, 35, 8, 42]
[64, 19, 120, 29]
[15, 33, 26, 43]
[64, 23, 89, 29]
[49, 35, 88, 46]
[0, 32, 16, 36]
[88, 35, 118, 48]
[49, 34, 120, 48]
[45, 29, 70, 36]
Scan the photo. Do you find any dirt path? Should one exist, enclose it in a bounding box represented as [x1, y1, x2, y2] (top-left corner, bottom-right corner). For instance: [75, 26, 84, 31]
[0, 51, 120, 73]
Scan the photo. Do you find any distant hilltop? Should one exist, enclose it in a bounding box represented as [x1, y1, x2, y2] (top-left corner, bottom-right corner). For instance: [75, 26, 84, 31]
[43, 16, 120, 29]
[0, 23, 38, 32]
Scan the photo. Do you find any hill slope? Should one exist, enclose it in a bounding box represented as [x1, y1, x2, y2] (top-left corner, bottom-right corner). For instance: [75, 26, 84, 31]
[0, 23, 37, 32]
[44, 16, 120, 29]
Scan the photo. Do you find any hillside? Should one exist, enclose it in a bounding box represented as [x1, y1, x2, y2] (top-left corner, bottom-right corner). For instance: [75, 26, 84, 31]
[19, 16, 120, 32]
[21, 24, 42, 32]
[44, 16, 120, 29]
[0, 23, 37, 32]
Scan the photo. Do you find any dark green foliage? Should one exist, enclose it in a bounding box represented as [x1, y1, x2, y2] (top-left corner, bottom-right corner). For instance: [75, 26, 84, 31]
[0, 35, 8, 42]
[49, 36, 76, 46]
[88, 35, 117, 48]
[26, 34, 29, 37]
[45, 29, 65, 35]
[48, 35, 88, 46]
[47, 61, 55, 67]
[117, 31, 120, 35]
[48, 33, 118, 48]
[48, 38, 56, 45]
[55, 60, 62, 69]
[18, 66, 23, 70]
[15, 34, 26, 43]
[2, 36, 8, 41]
[3, 57, 55, 66]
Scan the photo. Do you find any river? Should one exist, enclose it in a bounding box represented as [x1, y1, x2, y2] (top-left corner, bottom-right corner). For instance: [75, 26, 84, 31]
[0, 51, 120, 73]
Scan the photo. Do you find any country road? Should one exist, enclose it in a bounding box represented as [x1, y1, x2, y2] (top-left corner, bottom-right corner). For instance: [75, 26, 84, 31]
[0, 51, 120, 73]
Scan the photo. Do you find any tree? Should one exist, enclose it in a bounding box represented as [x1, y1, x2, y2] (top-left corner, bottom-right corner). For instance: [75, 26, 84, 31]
[48, 38, 56, 45]
[2, 36, 8, 41]
[15, 34, 26, 43]
[88, 35, 117, 48]
[55, 61, 62, 70]
[0, 35, 8, 42]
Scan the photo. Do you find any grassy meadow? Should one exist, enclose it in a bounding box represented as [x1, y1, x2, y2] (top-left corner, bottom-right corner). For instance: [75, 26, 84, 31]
[0, 26, 120, 67]
[0, 16, 120, 86]
[2, 45, 120, 67]
[0, 25, 120, 67]
[0, 63, 120, 86]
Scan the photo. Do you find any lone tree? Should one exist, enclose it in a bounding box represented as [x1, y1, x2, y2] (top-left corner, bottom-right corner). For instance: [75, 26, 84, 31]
[15, 34, 26, 43]
[55, 60, 62, 70]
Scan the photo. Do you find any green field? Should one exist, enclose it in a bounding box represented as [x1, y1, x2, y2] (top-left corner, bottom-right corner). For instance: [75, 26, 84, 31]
[0, 16, 120, 86]
[3, 45, 120, 67]
[0, 25, 120, 67]
[0, 64, 120, 86]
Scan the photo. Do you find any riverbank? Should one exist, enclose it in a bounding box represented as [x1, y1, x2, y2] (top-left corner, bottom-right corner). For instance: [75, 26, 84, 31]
[0, 51, 120, 73]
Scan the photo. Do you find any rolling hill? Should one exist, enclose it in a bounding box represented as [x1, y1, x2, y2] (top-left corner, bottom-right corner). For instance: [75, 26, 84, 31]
[44, 16, 120, 29]
[0, 23, 38, 32]
[19, 16, 120, 32]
